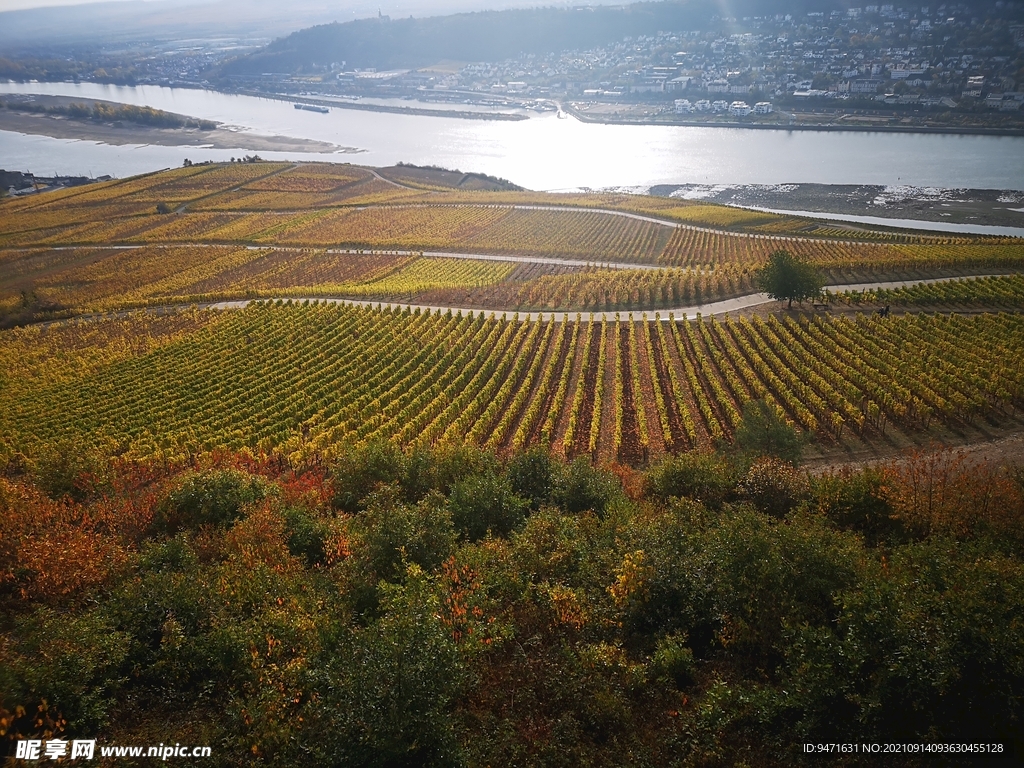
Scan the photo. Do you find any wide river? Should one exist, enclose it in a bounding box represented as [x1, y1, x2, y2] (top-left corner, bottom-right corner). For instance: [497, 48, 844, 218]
[2, 81, 1024, 192]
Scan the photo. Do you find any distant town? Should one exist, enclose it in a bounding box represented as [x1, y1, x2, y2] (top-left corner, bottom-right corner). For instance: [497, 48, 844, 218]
[1, 2, 1023, 131]
[219, 2, 1024, 129]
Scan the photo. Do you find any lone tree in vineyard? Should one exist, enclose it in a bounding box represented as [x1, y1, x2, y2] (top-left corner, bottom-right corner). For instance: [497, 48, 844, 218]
[756, 249, 823, 308]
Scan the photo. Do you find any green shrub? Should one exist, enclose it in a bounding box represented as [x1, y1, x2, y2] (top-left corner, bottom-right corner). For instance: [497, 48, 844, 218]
[156, 469, 273, 532]
[32, 440, 106, 502]
[732, 399, 803, 466]
[302, 568, 465, 767]
[506, 446, 557, 510]
[703, 507, 862, 664]
[644, 451, 737, 508]
[613, 498, 715, 648]
[449, 471, 529, 541]
[398, 443, 499, 502]
[781, 538, 1024, 746]
[0, 609, 130, 732]
[332, 441, 407, 512]
[649, 632, 695, 688]
[281, 506, 329, 566]
[739, 456, 809, 518]
[349, 487, 456, 584]
[553, 458, 619, 516]
[812, 468, 901, 546]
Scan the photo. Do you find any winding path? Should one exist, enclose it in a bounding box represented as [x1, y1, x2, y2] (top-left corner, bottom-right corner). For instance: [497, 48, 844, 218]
[15, 243, 664, 271]
[331, 248, 664, 271]
[206, 274, 1009, 322]
[356, 202, 971, 246]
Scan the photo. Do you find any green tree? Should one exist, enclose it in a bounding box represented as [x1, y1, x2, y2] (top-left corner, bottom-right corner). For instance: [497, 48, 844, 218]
[332, 440, 407, 512]
[739, 456, 809, 518]
[552, 458, 620, 517]
[755, 250, 823, 308]
[732, 399, 803, 465]
[349, 487, 456, 584]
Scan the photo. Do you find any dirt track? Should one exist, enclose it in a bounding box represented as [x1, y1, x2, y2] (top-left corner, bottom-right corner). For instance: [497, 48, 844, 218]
[807, 429, 1024, 474]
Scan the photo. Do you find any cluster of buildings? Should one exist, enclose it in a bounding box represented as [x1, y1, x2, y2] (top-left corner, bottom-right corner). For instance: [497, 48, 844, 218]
[17, 2, 1019, 123]
[674, 99, 774, 116]
[2, 170, 109, 197]
[310, 3, 1022, 119]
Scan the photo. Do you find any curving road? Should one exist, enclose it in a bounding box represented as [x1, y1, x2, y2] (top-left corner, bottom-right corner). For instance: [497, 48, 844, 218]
[14, 242, 664, 271]
[358, 202, 949, 246]
[335, 249, 664, 271]
[206, 274, 1011, 322]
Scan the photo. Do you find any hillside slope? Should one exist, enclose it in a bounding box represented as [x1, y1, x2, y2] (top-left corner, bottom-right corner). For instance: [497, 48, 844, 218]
[217, 0, 848, 75]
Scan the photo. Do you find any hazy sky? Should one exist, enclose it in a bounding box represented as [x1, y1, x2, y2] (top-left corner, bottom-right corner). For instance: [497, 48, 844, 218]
[1, 0, 579, 13]
[1, 0, 139, 11]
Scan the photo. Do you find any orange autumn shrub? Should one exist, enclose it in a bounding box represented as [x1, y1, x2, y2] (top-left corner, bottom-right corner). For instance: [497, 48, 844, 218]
[880, 448, 1024, 542]
[223, 501, 301, 574]
[0, 478, 129, 603]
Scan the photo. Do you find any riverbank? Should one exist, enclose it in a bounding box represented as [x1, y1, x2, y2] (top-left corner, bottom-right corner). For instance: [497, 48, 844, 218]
[562, 103, 1024, 137]
[239, 90, 529, 122]
[0, 94, 345, 153]
[645, 182, 1024, 231]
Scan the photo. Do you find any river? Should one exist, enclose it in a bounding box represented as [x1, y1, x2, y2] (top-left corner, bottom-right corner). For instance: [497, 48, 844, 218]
[2, 81, 1024, 192]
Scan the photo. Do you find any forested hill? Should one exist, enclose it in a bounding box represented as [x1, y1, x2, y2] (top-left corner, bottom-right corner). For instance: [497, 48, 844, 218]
[217, 0, 848, 75]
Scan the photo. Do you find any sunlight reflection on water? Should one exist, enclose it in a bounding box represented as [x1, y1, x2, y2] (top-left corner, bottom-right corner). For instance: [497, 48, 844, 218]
[2, 81, 1023, 191]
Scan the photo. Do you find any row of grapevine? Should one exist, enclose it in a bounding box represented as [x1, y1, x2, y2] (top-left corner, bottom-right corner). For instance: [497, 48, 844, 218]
[242, 165, 370, 193]
[842, 274, 1024, 306]
[658, 225, 1024, 272]
[10, 207, 1019, 290]
[561, 320, 597, 453]
[419, 265, 755, 312]
[588, 319, 609, 455]
[509, 319, 571, 451]
[8, 165, 212, 214]
[183, 250, 413, 296]
[640, 320, 673, 448]
[653, 320, 698, 445]
[5, 305, 1024, 465]
[2, 245, 259, 310]
[192, 190, 337, 212]
[307, 257, 516, 299]
[0, 311, 219, 396]
[487, 319, 558, 448]
[0, 202, 156, 236]
[268, 205, 509, 248]
[459, 208, 673, 263]
[622, 320, 649, 462]
[540, 318, 582, 445]
[196, 212, 300, 242]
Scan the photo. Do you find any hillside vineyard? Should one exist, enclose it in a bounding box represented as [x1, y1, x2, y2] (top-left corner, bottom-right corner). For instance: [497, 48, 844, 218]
[2, 161, 1023, 465]
[4, 156, 1024, 768]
